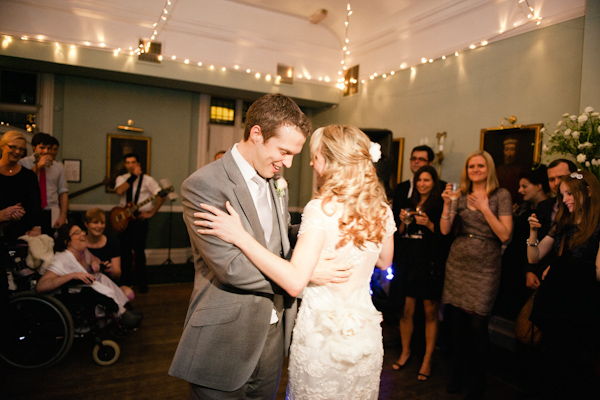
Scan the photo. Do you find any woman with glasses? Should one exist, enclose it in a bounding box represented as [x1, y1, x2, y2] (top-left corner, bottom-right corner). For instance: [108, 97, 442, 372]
[36, 223, 142, 330]
[0, 131, 42, 242]
[527, 170, 600, 399]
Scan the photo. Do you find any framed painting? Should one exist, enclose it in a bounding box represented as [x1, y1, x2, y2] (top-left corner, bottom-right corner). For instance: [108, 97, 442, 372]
[480, 124, 543, 203]
[392, 138, 405, 187]
[63, 159, 81, 183]
[106, 134, 151, 192]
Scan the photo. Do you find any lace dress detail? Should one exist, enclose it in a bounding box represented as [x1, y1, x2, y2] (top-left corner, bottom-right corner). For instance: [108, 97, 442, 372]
[287, 199, 396, 400]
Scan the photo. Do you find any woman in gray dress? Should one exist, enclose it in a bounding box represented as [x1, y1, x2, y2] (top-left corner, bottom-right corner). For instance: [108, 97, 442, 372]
[439, 150, 512, 399]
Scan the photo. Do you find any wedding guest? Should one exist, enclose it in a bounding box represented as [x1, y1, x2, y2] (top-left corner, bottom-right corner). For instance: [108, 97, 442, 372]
[0, 131, 42, 242]
[440, 150, 513, 399]
[36, 223, 142, 329]
[85, 208, 134, 301]
[527, 170, 600, 399]
[19, 132, 69, 234]
[393, 165, 450, 381]
[495, 165, 553, 319]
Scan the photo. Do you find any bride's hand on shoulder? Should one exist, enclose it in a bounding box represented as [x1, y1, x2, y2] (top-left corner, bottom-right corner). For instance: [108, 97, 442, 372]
[194, 201, 244, 245]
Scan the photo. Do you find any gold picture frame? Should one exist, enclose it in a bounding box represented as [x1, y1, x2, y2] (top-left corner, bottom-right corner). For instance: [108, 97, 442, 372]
[480, 123, 543, 202]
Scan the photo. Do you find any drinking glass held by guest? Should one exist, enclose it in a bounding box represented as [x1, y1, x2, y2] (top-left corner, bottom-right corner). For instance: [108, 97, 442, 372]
[439, 150, 513, 399]
[393, 165, 451, 381]
[526, 171, 600, 400]
[196, 125, 395, 400]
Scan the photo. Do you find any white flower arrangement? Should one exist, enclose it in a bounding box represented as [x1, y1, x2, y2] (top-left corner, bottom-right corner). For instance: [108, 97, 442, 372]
[542, 106, 600, 182]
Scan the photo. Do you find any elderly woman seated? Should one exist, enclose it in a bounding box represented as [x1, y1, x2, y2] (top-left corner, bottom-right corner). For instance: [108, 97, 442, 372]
[36, 223, 142, 330]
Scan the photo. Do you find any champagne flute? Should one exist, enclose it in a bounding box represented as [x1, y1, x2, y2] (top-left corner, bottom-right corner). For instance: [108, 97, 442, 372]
[449, 183, 460, 214]
[449, 183, 460, 200]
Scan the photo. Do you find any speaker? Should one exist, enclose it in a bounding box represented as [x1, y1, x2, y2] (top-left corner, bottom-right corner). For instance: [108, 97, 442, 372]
[361, 128, 393, 199]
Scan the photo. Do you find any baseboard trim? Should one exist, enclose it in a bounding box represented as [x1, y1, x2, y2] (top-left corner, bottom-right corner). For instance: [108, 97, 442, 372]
[145, 247, 193, 266]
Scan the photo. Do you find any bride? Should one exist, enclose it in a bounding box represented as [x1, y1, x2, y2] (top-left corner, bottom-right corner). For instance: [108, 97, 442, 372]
[195, 125, 395, 399]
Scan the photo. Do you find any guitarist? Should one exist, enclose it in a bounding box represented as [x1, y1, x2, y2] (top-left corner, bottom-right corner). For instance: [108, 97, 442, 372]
[114, 153, 165, 294]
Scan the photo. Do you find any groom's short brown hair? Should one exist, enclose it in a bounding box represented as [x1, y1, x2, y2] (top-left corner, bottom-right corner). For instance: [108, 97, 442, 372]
[243, 93, 312, 142]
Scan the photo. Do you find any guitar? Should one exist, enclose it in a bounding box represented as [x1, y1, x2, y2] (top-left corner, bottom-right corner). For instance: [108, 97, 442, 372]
[109, 186, 174, 233]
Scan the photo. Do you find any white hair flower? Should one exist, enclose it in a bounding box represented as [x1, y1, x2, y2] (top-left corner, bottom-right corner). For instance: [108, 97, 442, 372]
[577, 153, 587, 163]
[562, 113, 570, 118]
[586, 161, 591, 167]
[542, 144, 549, 152]
[570, 115, 577, 121]
[578, 114, 588, 124]
[369, 142, 382, 163]
[584, 106, 594, 113]
[564, 129, 571, 137]
[571, 131, 580, 140]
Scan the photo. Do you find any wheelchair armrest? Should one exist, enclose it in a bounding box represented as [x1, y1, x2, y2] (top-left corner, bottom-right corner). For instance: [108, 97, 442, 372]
[60, 278, 92, 295]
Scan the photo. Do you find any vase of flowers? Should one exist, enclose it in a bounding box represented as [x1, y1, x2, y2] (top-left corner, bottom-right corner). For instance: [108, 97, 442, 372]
[542, 106, 600, 182]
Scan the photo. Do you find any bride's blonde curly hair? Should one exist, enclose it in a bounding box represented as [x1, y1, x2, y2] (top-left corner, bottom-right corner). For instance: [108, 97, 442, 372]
[310, 125, 389, 249]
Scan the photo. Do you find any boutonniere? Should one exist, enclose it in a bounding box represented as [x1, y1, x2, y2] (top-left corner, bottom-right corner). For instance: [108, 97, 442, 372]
[274, 176, 288, 214]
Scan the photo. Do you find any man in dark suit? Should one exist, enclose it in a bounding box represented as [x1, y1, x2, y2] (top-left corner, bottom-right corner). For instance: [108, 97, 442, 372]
[169, 94, 348, 399]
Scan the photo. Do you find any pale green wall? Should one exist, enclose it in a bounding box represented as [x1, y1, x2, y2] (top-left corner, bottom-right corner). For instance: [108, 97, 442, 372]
[310, 18, 590, 206]
[55, 75, 196, 206]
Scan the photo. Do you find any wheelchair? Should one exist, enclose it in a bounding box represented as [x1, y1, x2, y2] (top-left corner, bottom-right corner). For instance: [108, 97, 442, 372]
[1, 243, 125, 368]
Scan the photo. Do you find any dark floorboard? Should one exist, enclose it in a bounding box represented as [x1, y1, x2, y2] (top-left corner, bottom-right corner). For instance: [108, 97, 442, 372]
[2, 282, 523, 399]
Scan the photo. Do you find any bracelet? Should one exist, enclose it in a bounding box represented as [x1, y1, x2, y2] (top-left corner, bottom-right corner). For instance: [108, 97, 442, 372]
[526, 238, 539, 247]
[441, 215, 451, 220]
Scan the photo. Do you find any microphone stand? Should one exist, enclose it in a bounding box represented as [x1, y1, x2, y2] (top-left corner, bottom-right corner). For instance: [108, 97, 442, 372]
[161, 197, 176, 267]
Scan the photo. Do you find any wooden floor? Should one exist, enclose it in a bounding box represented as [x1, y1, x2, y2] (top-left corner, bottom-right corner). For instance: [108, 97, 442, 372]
[2, 283, 522, 400]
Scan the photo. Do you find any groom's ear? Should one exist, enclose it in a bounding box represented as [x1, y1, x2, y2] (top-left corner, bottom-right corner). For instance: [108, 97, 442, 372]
[249, 125, 263, 144]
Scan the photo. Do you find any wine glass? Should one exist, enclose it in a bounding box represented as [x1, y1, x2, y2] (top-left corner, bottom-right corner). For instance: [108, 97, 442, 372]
[403, 208, 414, 224]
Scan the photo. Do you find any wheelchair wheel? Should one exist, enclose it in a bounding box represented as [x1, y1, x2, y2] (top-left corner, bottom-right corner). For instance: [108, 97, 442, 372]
[1, 291, 74, 368]
[92, 339, 120, 366]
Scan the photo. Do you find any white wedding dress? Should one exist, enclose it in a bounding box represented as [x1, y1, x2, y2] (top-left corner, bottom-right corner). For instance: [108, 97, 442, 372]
[286, 199, 396, 400]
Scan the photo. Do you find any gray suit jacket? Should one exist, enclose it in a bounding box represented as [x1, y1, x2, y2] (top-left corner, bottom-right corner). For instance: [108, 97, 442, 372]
[169, 150, 297, 391]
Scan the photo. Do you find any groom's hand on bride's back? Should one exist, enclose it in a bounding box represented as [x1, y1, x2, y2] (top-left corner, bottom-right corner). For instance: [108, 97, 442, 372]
[310, 252, 353, 285]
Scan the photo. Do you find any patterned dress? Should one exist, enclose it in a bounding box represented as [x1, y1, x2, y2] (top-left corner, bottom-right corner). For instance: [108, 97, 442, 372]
[286, 199, 396, 400]
[441, 188, 512, 315]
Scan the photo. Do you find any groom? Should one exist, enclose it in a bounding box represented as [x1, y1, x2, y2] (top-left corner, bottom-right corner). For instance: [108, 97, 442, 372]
[170, 94, 336, 399]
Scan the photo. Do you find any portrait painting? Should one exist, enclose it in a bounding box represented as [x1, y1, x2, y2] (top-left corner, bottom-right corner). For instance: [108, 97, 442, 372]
[480, 124, 542, 203]
[106, 134, 151, 191]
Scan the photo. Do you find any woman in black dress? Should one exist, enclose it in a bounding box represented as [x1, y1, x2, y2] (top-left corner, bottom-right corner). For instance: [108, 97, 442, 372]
[393, 166, 449, 380]
[85, 208, 134, 301]
[495, 165, 553, 320]
[527, 170, 600, 399]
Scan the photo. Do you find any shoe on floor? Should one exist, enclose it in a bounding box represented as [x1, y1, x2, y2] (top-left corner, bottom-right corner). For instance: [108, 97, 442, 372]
[121, 310, 143, 329]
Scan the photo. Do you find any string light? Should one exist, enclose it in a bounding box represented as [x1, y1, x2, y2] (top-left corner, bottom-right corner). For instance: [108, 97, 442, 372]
[1, 0, 546, 90]
[337, 2, 353, 90]
[361, 0, 543, 86]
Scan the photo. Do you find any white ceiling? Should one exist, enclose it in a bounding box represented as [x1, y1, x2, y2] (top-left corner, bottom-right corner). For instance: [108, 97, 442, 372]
[0, 0, 586, 87]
